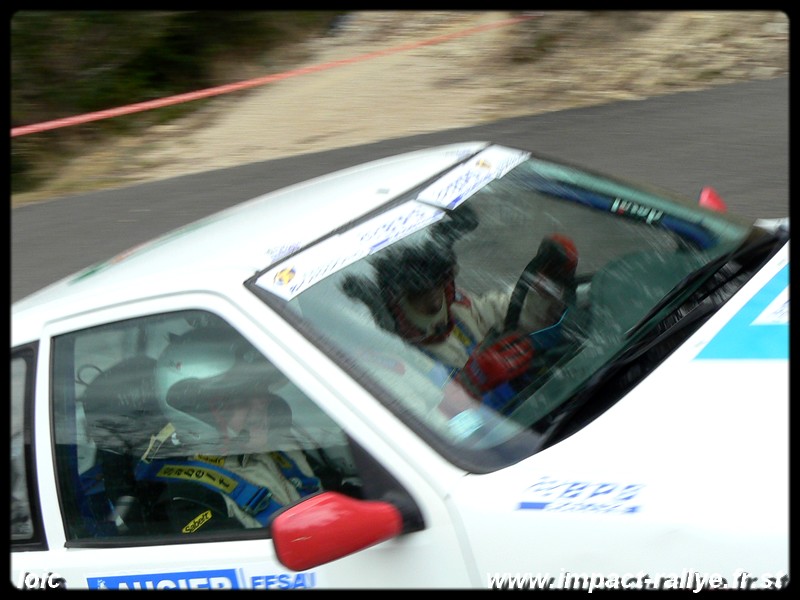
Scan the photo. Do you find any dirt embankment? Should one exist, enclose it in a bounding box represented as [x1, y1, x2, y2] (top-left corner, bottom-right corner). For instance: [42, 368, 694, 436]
[12, 10, 788, 206]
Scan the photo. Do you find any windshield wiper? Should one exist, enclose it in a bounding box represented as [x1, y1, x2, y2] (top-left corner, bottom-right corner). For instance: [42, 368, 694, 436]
[534, 305, 709, 451]
[535, 230, 784, 453]
[533, 365, 611, 453]
[625, 232, 781, 339]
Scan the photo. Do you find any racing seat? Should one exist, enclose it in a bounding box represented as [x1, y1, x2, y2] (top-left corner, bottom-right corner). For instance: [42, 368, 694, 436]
[80, 355, 170, 536]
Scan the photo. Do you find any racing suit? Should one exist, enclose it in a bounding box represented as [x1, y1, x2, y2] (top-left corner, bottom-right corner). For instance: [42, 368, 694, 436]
[217, 450, 320, 529]
[136, 423, 321, 531]
[415, 287, 559, 369]
[413, 285, 568, 414]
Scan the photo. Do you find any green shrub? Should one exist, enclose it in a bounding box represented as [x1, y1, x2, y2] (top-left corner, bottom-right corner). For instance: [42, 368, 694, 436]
[10, 11, 344, 195]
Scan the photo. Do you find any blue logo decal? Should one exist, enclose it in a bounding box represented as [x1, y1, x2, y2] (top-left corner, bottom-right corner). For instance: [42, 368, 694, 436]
[519, 477, 643, 515]
[696, 264, 788, 360]
[87, 569, 238, 590]
[251, 572, 317, 589]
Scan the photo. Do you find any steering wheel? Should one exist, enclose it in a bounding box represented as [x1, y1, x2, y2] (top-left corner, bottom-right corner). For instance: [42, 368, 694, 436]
[497, 237, 583, 405]
[503, 235, 578, 333]
[504, 254, 551, 332]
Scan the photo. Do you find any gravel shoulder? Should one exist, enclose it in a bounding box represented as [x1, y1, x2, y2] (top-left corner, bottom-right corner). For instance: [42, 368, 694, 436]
[11, 10, 788, 207]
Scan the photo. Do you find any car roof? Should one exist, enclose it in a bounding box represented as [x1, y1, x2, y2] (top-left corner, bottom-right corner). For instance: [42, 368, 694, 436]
[12, 142, 490, 341]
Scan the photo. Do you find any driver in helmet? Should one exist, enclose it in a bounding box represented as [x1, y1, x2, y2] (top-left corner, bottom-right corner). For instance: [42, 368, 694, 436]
[205, 390, 322, 529]
[345, 223, 578, 413]
[138, 325, 321, 532]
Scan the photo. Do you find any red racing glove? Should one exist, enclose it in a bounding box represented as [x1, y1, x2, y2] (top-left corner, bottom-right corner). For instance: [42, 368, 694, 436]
[456, 331, 536, 397]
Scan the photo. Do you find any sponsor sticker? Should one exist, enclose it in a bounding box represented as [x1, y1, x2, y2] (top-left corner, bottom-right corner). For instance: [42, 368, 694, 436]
[156, 463, 238, 494]
[87, 569, 239, 590]
[86, 569, 318, 590]
[609, 197, 664, 224]
[519, 476, 644, 515]
[257, 201, 444, 300]
[696, 264, 789, 360]
[182, 509, 213, 534]
[251, 572, 317, 589]
[264, 242, 303, 265]
[417, 146, 529, 209]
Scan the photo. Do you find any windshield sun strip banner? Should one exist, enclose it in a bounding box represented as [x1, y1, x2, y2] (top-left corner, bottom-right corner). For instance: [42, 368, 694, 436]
[520, 173, 717, 249]
[416, 146, 530, 210]
[256, 201, 445, 300]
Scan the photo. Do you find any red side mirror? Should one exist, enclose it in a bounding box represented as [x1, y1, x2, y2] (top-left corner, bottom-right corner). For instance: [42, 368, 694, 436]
[271, 491, 403, 571]
[698, 186, 727, 212]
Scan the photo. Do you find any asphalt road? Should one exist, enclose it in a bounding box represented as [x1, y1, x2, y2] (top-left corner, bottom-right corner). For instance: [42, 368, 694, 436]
[11, 76, 788, 304]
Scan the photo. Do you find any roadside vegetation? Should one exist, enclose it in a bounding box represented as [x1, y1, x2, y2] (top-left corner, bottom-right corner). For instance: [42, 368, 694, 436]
[10, 11, 787, 200]
[11, 11, 343, 194]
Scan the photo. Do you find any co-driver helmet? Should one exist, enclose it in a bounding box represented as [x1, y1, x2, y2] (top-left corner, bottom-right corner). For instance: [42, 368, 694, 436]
[154, 325, 274, 453]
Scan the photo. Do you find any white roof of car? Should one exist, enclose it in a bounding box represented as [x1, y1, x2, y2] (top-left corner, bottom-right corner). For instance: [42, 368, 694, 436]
[12, 142, 491, 340]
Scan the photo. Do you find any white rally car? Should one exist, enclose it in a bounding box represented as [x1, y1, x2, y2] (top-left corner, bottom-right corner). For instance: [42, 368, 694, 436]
[11, 142, 788, 590]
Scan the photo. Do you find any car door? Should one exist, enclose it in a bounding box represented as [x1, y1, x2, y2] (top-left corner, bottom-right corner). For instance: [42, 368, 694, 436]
[11, 343, 60, 590]
[11, 295, 474, 589]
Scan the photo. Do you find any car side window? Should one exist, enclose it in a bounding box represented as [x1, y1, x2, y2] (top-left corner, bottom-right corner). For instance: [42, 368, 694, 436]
[11, 348, 41, 546]
[52, 309, 363, 543]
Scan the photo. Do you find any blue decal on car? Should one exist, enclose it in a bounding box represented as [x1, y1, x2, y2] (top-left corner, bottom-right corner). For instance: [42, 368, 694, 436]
[519, 477, 643, 515]
[696, 264, 788, 360]
[251, 571, 317, 589]
[87, 568, 239, 590]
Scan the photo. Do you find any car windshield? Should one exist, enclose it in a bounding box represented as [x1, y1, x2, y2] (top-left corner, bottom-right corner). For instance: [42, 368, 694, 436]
[251, 145, 757, 472]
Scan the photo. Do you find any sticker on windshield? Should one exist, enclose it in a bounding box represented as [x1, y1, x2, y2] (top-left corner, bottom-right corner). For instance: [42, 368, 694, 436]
[256, 201, 444, 300]
[417, 146, 529, 209]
